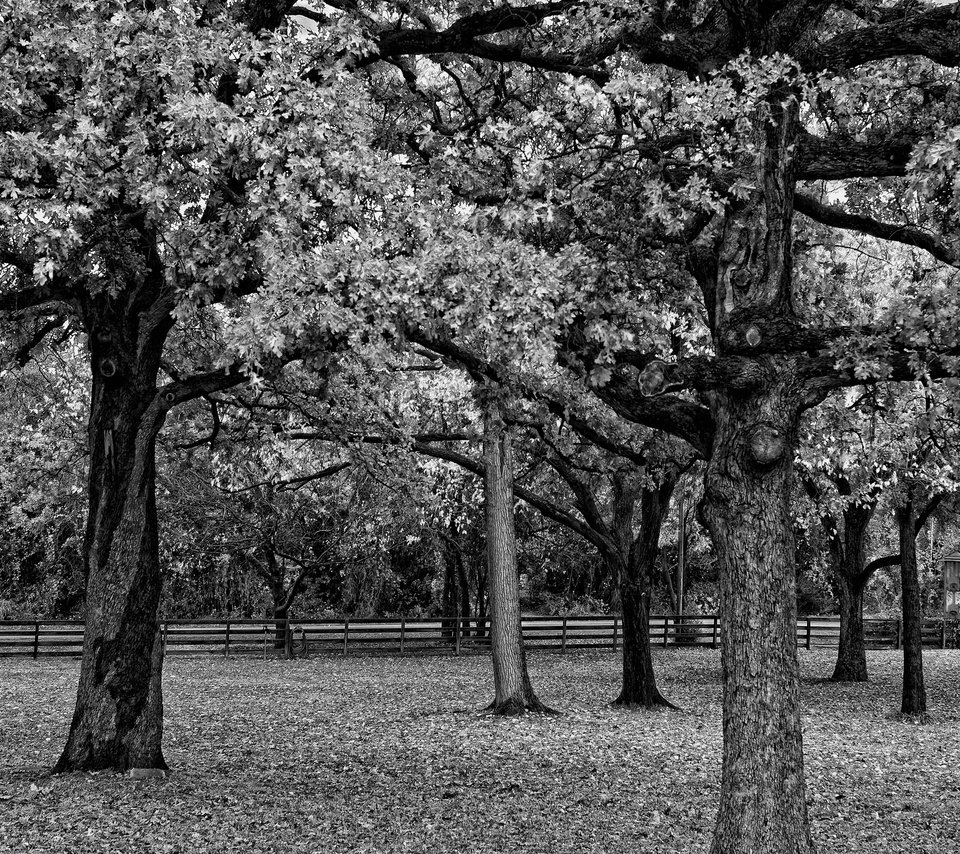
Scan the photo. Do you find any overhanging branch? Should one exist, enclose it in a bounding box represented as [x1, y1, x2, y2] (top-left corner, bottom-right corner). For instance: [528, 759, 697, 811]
[795, 193, 960, 268]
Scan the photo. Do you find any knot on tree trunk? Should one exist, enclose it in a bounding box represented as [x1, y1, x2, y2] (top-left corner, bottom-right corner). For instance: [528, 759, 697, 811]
[747, 423, 785, 468]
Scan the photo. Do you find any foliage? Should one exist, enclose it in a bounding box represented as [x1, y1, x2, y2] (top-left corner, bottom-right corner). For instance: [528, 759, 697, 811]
[0, 346, 86, 617]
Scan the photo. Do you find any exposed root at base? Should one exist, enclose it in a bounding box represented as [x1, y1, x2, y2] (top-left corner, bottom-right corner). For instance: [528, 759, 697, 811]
[887, 710, 932, 724]
[481, 698, 559, 716]
[829, 668, 869, 683]
[610, 692, 680, 711]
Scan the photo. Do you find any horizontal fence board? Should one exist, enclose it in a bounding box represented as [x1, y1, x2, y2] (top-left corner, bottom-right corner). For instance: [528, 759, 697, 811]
[0, 615, 956, 658]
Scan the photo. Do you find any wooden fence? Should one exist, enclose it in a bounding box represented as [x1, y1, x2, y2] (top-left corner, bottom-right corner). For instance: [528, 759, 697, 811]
[0, 614, 957, 659]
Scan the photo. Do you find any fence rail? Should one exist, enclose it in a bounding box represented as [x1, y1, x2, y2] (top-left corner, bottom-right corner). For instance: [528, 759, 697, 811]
[1, 614, 957, 659]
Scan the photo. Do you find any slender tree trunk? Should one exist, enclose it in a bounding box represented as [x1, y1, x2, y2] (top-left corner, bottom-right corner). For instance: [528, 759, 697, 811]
[441, 532, 468, 641]
[273, 604, 290, 650]
[457, 555, 471, 638]
[702, 378, 813, 854]
[832, 575, 868, 681]
[56, 291, 173, 773]
[897, 496, 926, 714]
[483, 399, 549, 715]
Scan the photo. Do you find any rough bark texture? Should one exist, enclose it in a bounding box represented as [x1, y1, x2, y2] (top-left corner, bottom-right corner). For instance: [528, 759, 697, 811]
[702, 375, 813, 854]
[483, 400, 548, 715]
[56, 282, 172, 773]
[697, 88, 814, 854]
[896, 495, 927, 715]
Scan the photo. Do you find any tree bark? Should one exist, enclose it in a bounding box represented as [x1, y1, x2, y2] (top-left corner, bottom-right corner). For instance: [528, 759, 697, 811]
[612, 476, 677, 708]
[896, 494, 926, 715]
[615, 576, 670, 707]
[441, 529, 471, 640]
[702, 377, 813, 854]
[482, 398, 549, 715]
[56, 287, 173, 773]
[816, 496, 878, 682]
[832, 576, 868, 681]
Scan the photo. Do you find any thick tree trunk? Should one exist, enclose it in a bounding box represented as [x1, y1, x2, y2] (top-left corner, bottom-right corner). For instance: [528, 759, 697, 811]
[832, 575, 867, 682]
[483, 399, 548, 715]
[823, 501, 876, 682]
[897, 497, 926, 715]
[615, 579, 672, 707]
[702, 378, 813, 854]
[612, 477, 676, 708]
[56, 297, 172, 773]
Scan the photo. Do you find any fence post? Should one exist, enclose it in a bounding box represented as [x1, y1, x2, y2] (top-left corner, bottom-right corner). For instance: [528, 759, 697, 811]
[612, 615, 619, 652]
[399, 619, 405, 655]
[224, 621, 230, 658]
[895, 618, 902, 650]
[561, 617, 568, 654]
[33, 621, 40, 659]
[806, 618, 811, 651]
[712, 616, 718, 649]
[455, 614, 461, 656]
[663, 617, 669, 647]
[162, 621, 168, 656]
[343, 620, 349, 655]
[942, 620, 947, 650]
[263, 625, 268, 660]
[284, 621, 293, 660]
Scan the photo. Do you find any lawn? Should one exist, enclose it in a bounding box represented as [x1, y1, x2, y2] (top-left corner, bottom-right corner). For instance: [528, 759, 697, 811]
[1, 649, 957, 853]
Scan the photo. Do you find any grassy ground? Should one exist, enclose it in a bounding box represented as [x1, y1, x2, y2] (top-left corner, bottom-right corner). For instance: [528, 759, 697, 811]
[1, 648, 957, 853]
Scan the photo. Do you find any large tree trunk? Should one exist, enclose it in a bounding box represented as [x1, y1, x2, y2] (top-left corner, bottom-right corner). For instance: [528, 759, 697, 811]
[702, 378, 813, 854]
[896, 494, 926, 715]
[689, 79, 814, 852]
[56, 288, 173, 773]
[483, 399, 548, 715]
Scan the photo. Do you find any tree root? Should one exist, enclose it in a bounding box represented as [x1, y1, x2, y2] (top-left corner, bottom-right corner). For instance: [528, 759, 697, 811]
[482, 697, 559, 716]
[610, 690, 680, 711]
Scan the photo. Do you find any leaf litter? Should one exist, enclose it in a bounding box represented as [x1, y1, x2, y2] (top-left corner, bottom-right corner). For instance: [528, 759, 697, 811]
[0, 649, 957, 853]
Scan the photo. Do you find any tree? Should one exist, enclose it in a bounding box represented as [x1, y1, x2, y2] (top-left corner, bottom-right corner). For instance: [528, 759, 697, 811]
[0, 1, 397, 771]
[481, 394, 551, 714]
[798, 391, 900, 681]
[403, 339, 689, 707]
[527, 8, 960, 851]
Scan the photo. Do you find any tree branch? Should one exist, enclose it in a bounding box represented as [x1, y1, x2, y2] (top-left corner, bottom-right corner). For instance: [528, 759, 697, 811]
[412, 440, 612, 554]
[809, 2, 960, 70]
[797, 132, 916, 180]
[916, 492, 944, 532]
[795, 192, 960, 268]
